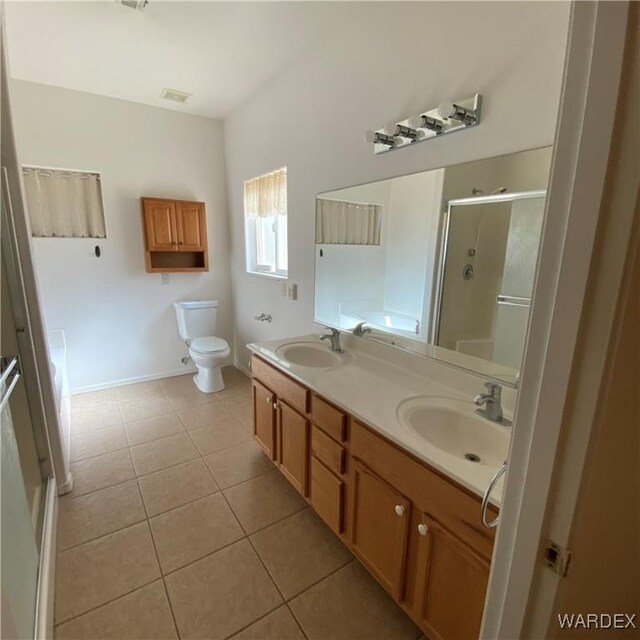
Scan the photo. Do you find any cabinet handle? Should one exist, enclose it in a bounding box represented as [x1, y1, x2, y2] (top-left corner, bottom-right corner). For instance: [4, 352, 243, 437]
[417, 523, 429, 536]
[273, 402, 278, 410]
[265, 396, 271, 405]
[394, 504, 405, 517]
[481, 461, 508, 528]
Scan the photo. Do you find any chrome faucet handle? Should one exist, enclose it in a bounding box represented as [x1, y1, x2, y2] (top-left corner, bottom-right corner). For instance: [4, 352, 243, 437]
[323, 327, 340, 336]
[353, 322, 372, 337]
[483, 382, 500, 396]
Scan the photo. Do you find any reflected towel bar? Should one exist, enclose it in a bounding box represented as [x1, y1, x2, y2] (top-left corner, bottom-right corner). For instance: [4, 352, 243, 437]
[496, 295, 531, 307]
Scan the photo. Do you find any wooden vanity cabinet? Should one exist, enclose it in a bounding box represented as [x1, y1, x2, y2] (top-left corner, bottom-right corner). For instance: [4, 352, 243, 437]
[252, 379, 277, 459]
[413, 513, 491, 640]
[250, 354, 496, 640]
[251, 357, 310, 496]
[277, 400, 309, 495]
[310, 396, 348, 536]
[141, 197, 208, 272]
[349, 460, 411, 600]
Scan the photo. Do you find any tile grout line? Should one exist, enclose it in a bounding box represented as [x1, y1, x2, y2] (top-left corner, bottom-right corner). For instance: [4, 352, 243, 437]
[134, 478, 182, 640]
[62, 440, 267, 511]
[53, 577, 169, 631]
[214, 485, 301, 640]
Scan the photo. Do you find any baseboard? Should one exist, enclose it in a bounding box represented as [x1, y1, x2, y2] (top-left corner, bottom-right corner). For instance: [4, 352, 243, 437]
[57, 472, 73, 496]
[70, 366, 198, 395]
[235, 360, 251, 378]
[34, 478, 58, 640]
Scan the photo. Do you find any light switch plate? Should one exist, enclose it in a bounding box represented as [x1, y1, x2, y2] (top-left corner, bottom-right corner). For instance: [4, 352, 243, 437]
[286, 283, 297, 300]
[161, 273, 170, 285]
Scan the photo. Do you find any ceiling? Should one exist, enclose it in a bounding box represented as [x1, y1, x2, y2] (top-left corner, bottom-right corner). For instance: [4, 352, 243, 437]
[4, 1, 359, 119]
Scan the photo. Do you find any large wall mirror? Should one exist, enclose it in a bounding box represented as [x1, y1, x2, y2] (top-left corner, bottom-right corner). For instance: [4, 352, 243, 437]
[314, 147, 552, 386]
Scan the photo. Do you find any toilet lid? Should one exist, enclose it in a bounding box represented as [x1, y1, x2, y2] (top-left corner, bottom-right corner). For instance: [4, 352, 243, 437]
[190, 336, 229, 354]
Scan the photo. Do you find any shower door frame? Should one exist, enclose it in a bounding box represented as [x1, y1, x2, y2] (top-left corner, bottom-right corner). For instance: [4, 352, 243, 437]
[431, 189, 547, 358]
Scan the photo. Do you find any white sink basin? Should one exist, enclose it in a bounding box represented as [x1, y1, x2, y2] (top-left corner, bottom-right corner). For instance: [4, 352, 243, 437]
[396, 396, 509, 467]
[275, 341, 350, 369]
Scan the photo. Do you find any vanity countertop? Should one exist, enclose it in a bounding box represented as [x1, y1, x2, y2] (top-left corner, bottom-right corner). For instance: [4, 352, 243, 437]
[247, 334, 509, 507]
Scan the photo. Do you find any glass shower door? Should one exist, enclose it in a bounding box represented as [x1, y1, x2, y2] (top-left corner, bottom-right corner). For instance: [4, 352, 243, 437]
[0, 356, 41, 640]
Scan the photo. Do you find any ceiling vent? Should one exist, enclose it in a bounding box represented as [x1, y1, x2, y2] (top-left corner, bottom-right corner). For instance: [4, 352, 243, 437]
[160, 88, 192, 104]
[117, 0, 148, 10]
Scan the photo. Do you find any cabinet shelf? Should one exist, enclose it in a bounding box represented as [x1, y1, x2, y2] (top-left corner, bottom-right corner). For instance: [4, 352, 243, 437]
[141, 197, 209, 273]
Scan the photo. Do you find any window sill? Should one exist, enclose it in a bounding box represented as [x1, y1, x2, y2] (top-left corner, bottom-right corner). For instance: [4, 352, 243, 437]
[246, 270, 288, 281]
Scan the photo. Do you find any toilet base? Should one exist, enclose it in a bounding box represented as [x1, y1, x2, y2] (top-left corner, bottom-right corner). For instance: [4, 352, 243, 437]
[193, 367, 225, 394]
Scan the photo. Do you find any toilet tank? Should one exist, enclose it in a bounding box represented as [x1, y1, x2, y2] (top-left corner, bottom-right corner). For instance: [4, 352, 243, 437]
[173, 300, 218, 341]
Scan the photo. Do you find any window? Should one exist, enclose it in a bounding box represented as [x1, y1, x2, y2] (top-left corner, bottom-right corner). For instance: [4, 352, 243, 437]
[244, 167, 288, 277]
[22, 166, 106, 238]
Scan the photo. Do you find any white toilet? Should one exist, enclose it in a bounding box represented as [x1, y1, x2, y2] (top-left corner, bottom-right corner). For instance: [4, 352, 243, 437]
[173, 300, 231, 393]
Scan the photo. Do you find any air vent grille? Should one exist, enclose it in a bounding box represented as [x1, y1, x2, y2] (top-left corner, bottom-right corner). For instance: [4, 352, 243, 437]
[160, 88, 191, 104]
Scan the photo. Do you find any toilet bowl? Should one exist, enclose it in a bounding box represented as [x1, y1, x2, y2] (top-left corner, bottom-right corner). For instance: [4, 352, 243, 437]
[173, 300, 230, 393]
[189, 336, 231, 393]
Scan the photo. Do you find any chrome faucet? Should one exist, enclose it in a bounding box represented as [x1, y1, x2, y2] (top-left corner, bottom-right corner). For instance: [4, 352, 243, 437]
[320, 327, 343, 353]
[474, 382, 512, 426]
[353, 322, 372, 337]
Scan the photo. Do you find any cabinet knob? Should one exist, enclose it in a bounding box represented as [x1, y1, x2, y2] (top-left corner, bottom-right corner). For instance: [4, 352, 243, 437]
[266, 396, 271, 404]
[394, 505, 405, 517]
[417, 523, 429, 536]
[273, 402, 278, 410]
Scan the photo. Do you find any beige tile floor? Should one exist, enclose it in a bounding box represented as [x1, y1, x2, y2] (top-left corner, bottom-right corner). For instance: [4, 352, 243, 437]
[55, 366, 420, 640]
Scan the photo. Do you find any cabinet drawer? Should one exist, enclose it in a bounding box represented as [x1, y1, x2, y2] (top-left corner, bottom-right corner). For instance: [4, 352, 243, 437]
[311, 425, 345, 476]
[351, 420, 496, 559]
[312, 395, 346, 443]
[251, 356, 309, 415]
[310, 457, 344, 535]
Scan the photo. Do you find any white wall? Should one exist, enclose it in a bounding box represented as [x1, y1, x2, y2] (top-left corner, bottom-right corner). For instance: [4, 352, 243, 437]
[224, 1, 571, 369]
[384, 170, 444, 326]
[10, 81, 232, 392]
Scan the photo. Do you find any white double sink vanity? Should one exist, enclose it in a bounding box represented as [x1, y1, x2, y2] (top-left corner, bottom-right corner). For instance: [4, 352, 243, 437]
[247, 331, 514, 640]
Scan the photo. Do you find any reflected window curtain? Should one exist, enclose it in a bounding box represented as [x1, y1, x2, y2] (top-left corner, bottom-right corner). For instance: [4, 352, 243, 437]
[22, 167, 106, 238]
[316, 198, 381, 245]
[243, 167, 287, 220]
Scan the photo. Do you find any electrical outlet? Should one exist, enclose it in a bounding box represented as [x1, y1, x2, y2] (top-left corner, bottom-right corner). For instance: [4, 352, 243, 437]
[161, 273, 170, 285]
[280, 281, 287, 298]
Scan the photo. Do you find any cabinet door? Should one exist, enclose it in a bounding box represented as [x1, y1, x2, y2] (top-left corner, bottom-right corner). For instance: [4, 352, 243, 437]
[415, 514, 490, 640]
[349, 460, 411, 600]
[143, 199, 177, 251]
[253, 380, 276, 460]
[277, 400, 309, 496]
[175, 201, 206, 251]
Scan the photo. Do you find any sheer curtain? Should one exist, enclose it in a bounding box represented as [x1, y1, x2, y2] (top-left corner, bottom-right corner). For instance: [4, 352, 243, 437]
[316, 198, 382, 245]
[244, 167, 287, 220]
[22, 167, 106, 238]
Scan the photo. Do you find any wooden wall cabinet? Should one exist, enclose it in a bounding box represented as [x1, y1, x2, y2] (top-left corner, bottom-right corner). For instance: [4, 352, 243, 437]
[141, 197, 208, 272]
[250, 354, 496, 640]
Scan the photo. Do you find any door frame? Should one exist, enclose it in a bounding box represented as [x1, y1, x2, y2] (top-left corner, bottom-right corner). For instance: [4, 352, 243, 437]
[481, 2, 631, 637]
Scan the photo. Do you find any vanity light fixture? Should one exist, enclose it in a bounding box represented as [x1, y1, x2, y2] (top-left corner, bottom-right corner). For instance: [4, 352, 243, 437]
[366, 93, 482, 155]
[386, 121, 423, 141]
[364, 129, 398, 147]
[116, 0, 148, 10]
[408, 114, 445, 134]
[438, 101, 479, 125]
